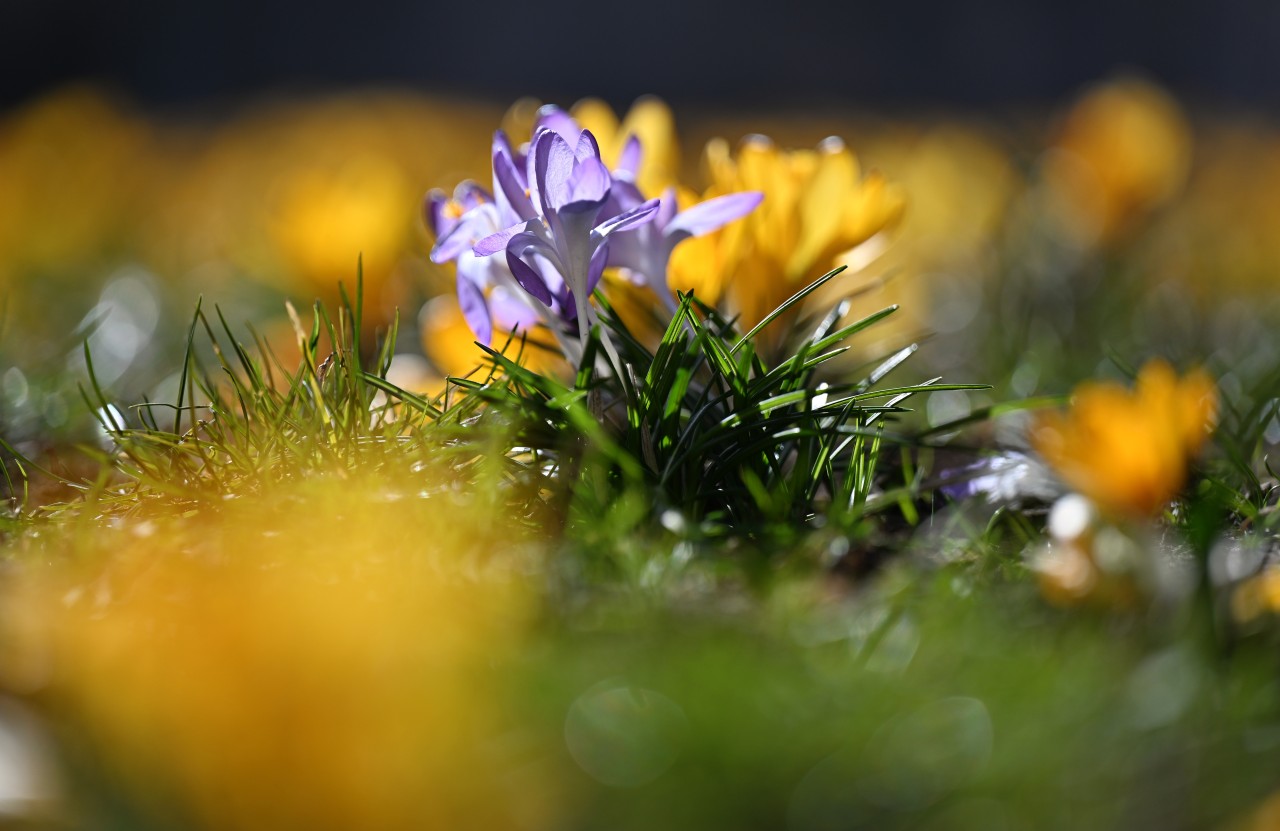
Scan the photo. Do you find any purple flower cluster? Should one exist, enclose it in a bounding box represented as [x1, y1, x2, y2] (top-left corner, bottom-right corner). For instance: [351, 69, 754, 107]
[425, 106, 762, 351]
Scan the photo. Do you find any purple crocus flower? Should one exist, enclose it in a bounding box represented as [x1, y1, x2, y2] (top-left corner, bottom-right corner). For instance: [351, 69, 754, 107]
[426, 182, 517, 346]
[605, 181, 763, 310]
[474, 122, 659, 346]
[425, 105, 759, 358]
[424, 180, 490, 243]
[426, 172, 558, 345]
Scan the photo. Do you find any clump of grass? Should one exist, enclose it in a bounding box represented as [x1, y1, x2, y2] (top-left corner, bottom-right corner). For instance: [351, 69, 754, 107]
[7, 260, 988, 583]
[60, 271, 539, 519]
[398, 266, 985, 555]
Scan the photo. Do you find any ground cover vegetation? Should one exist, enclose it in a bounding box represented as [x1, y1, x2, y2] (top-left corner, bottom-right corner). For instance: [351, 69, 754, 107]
[2, 79, 1280, 829]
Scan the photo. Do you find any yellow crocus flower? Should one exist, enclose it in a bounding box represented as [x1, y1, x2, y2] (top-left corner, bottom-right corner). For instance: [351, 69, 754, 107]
[668, 134, 905, 328]
[1031, 360, 1217, 518]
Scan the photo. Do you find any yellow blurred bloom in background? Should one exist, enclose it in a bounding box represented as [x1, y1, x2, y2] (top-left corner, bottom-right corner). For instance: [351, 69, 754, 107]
[268, 152, 415, 295]
[0, 87, 154, 337]
[0, 87, 151, 278]
[1145, 124, 1280, 304]
[856, 124, 1019, 352]
[668, 134, 905, 329]
[1031, 360, 1217, 518]
[1043, 77, 1192, 244]
[1230, 567, 1280, 626]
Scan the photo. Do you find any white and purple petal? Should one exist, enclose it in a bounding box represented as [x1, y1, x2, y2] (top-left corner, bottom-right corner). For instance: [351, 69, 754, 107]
[423, 189, 451, 239]
[528, 129, 557, 218]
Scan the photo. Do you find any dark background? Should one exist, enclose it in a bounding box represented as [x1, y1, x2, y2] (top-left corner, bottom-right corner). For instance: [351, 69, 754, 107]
[1, 0, 1277, 113]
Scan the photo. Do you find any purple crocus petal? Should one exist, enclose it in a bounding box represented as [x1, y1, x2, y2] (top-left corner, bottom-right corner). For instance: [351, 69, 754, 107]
[493, 137, 536, 222]
[423, 189, 449, 238]
[456, 248, 498, 292]
[431, 202, 487, 262]
[530, 249, 566, 295]
[655, 187, 680, 229]
[425, 184, 489, 243]
[528, 129, 556, 218]
[432, 220, 477, 263]
[604, 219, 645, 273]
[575, 129, 602, 163]
[666, 191, 764, 241]
[540, 132, 580, 213]
[557, 284, 579, 322]
[562, 157, 611, 212]
[585, 239, 610, 295]
[493, 130, 523, 172]
[473, 220, 527, 257]
[507, 248, 553, 306]
[596, 179, 641, 231]
[608, 178, 646, 211]
[456, 270, 492, 345]
[534, 106, 581, 144]
[595, 198, 660, 237]
[455, 180, 491, 210]
[615, 135, 642, 181]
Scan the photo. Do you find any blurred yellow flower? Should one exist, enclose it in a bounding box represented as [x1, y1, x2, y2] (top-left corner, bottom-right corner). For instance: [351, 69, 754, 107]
[268, 153, 414, 293]
[1146, 124, 1280, 302]
[4, 474, 553, 831]
[872, 126, 1015, 266]
[668, 134, 905, 328]
[1234, 787, 1280, 831]
[855, 124, 1019, 351]
[154, 93, 498, 319]
[0, 86, 152, 292]
[1044, 78, 1192, 243]
[1031, 494, 1143, 609]
[1229, 568, 1280, 625]
[1031, 360, 1217, 518]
